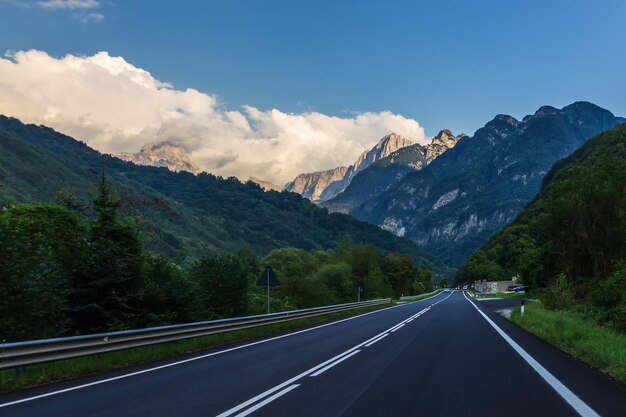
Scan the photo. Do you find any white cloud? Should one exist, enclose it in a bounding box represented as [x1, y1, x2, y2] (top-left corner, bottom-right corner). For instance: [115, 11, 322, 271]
[37, 0, 99, 9]
[3, 0, 104, 23]
[0, 50, 427, 184]
[76, 11, 103, 23]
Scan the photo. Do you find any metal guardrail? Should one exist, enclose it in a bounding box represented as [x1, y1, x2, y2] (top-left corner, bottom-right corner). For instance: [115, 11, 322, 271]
[398, 289, 441, 301]
[0, 298, 391, 369]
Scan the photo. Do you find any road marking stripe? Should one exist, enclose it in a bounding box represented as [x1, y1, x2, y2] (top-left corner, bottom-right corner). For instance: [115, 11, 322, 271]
[391, 324, 406, 332]
[387, 322, 405, 332]
[0, 300, 426, 410]
[216, 347, 364, 417]
[462, 292, 601, 417]
[232, 384, 300, 417]
[310, 351, 361, 377]
[217, 293, 448, 416]
[217, 294, 448, 416]
[2, 291, 450, 410]
[364, 334, 389, 347]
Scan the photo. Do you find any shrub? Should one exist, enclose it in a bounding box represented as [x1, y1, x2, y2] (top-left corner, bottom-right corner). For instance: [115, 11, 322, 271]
[542, 273, 575, 310]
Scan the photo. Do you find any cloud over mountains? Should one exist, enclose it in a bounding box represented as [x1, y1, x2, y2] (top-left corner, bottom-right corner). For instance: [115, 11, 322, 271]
[0, 50, 427, 184]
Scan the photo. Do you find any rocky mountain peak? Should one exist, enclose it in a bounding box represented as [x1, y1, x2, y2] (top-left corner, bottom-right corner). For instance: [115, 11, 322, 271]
[286, 132, 413, 203]
[534, 105, 559, 117]
[425, 129, 463, 163]
[116, 142, 201, 174]
[431, 129, 459, 147]
[374, 132, 413, 152]
[248, 177, 282, 192]
[354, 133, 413, 171]
[283, 166, 348, 201]
[493, 114, 520, 126]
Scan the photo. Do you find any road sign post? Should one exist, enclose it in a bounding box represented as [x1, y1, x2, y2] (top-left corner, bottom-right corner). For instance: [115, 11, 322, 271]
[267, 274, 270, 314]
[257, 266, 280, 314]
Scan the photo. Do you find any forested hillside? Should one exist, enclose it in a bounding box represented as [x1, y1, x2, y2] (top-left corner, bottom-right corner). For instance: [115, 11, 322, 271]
[457, 123, 626, 330]
[0, 115, 446, 273]
[0, 179, 434, 341]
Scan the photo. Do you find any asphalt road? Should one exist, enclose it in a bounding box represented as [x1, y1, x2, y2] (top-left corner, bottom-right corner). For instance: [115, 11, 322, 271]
[1, 291, 625, 417]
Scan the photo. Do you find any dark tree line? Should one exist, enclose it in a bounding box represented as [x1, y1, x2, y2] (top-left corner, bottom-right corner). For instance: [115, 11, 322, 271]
[0, 178, 434, 342]
[455, 125, 626, 331]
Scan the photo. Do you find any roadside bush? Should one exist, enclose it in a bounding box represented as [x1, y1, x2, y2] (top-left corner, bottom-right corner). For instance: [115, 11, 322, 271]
[542, 273, 575, 310]
[591, 264, 626, 331]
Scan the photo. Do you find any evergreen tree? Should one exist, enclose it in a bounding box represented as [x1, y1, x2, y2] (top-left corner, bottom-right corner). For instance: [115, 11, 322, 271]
[74, 175, 144, 332]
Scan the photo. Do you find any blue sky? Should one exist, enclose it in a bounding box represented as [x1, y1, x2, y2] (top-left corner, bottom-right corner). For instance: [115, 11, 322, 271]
[2, 0, 625, 135]
[0, 0, 625, 182]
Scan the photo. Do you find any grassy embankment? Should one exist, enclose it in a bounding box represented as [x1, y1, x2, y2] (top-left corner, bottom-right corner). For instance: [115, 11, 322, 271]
[472, 291, 527, 300]
[0, 302, 392, 393]
[510, 303, 626, 384]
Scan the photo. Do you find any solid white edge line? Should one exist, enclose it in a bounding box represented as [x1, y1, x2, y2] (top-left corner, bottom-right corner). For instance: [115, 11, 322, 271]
[232, 384, 300, 417]
[310, 350, 361, 377]
[0, 301, 416, 410]
[2, 292, 451, 410]
[364, 333, 390, 347]
[462, 292, 601, 417]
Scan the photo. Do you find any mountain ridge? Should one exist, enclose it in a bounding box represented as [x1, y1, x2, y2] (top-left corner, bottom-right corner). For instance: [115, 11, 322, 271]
[0, 114, 448, 273]
[324, 129, 464, 213]
[116, 142, 201, 174]
[455, 123, 626, 331]
[284, 132, 413, 202]
[349, 101, 625, 266]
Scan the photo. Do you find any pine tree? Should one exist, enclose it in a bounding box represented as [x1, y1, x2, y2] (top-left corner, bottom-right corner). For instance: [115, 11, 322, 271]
[74, 174, 144, 332]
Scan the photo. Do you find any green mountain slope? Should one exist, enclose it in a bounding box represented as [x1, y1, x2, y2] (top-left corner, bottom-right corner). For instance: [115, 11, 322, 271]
[457, 123, 626, 327]
[0, 116, 447, 272]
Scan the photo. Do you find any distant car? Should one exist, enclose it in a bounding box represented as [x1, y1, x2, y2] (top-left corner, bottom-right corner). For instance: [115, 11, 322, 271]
[513, 285, 527, 292]
[507, 285, 517, 291]
[443, 288, 450, 292]
[462, 285, 468, 290]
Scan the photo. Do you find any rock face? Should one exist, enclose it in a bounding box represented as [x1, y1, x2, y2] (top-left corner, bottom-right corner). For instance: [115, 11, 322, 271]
[283, 166, 348, 201]
[349, 102, 625, 267]
[425, 129, 465, 163]
[284, 133, 413, 202]
[324, 130, 464, 213]
[247, 177, 282, 192]
[116, 142, 201, 174]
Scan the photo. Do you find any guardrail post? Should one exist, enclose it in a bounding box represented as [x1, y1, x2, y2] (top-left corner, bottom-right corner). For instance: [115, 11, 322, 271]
[0, 298, 391, 370]
[15, 365, 25, 377]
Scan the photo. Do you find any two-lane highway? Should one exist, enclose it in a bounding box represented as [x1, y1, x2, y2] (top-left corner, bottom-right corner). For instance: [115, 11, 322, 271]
[1, 291, 625, 416]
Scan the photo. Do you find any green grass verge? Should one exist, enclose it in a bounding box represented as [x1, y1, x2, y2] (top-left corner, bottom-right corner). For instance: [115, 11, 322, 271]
[473, 291, 528, 300]
[494, 292, 528, 300]
[510, 303, 626, 384]
[0, 302, 392, 393]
